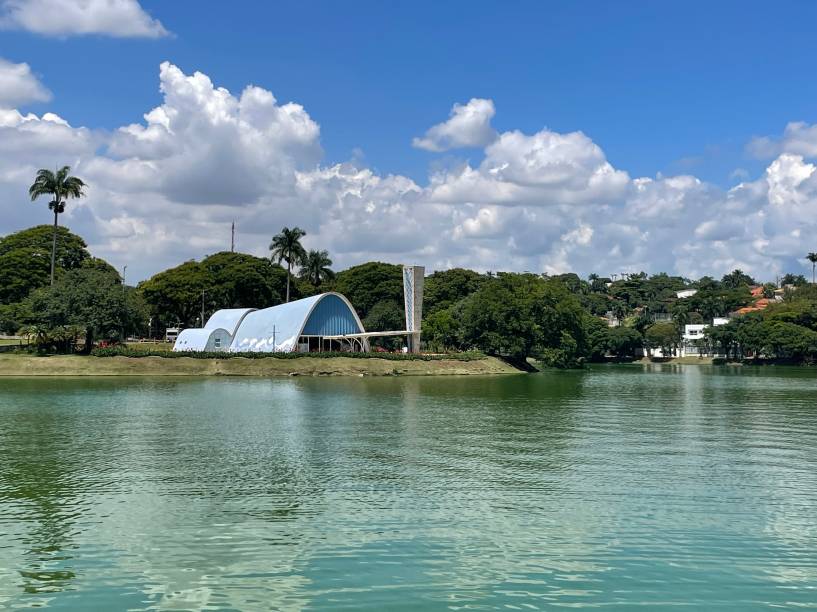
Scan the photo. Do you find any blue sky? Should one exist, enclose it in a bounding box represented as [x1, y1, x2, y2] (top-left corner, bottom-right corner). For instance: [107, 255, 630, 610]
[2, 0, 817, 281]
[6, 1, 817, 184]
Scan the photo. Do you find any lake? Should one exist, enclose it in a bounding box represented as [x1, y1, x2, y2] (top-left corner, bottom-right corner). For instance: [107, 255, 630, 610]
[1, 365, 816, 610]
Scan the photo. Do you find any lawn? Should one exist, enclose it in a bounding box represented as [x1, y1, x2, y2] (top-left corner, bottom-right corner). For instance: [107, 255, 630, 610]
[123, 342, 175, 352]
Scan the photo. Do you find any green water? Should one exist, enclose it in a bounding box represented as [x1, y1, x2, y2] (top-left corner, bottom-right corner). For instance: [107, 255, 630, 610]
[0, 366, 816, 610]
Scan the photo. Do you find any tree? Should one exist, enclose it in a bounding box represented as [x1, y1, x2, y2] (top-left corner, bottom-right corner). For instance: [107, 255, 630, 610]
[423, 307, 461, 352]
[606, 327, 644, 358]
[807, 253, 817, 284]
[300, 249, 334, 287]
[28, 167, 86, 286]
[27, 267, 148, 351]
[423, 268, 485, 316]
[333, 262, 404, 321]
[644, 322, 679, 357]
[780, 273, 807, 287]
[138, 260, 208, 329]
[0, 225, 90, 304]
[362, 300, 405, 349]
[456, 273, 588, 365]
[705, 321, 739, 360]
[269, 227, 307, 302]
[202, 251, 290, 309]
[584, 315, 612, 361]
[138, 252, 291, 331]
[721, 269, 755, 289]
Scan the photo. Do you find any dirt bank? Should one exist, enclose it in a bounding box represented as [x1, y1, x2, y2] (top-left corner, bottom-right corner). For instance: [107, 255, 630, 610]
[0, 354, 520, 377]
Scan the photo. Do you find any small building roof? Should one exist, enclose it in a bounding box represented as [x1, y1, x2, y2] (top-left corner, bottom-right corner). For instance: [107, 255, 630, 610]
[204, 308, 256, 337]
[173, 327, 231, 352]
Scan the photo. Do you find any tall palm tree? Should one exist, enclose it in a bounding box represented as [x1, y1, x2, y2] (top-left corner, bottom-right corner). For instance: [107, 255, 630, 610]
[807, 253, 817, 284]
[300, 250, 334, 287]
[269, 226, 307, 302]
[29, 166, 86, 286]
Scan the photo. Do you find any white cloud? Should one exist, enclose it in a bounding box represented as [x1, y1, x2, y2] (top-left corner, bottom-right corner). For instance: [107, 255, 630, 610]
[1, 62, 817, 283]
[0, 57, 51, 107]
[428, 128, 630, 207]
[412, 98, 497, 152]
[0, 0, 168, 37]
[747, 121, 817, 159]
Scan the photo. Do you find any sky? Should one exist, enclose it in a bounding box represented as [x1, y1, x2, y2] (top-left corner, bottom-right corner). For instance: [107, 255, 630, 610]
[2, 0, 817, 282]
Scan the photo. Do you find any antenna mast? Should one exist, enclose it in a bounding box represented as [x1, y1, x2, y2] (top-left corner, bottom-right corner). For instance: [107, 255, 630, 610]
[231, 220, 235, 253]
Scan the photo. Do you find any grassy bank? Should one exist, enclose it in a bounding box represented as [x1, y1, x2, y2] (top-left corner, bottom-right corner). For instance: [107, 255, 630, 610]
[0, 353, 520, 377]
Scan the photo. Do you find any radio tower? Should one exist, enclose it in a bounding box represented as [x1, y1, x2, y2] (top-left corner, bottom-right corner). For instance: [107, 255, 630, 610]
[231, 220, 235, 253]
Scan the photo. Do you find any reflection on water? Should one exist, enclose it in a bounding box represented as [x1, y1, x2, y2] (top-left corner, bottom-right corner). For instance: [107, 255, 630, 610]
[1, 366, 816, 609]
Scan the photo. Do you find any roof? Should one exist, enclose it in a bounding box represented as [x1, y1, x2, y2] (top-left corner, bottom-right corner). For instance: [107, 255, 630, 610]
[230, 292, 365, 352]
[173, 327, 230, 351]
[204, 308, 255, 336]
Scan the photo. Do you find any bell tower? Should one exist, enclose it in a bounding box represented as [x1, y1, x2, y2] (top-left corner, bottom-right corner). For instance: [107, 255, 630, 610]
[403, 265, 425, 353]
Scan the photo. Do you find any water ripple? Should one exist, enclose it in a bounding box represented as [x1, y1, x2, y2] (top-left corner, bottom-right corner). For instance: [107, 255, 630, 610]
[0, 367, 816, 609]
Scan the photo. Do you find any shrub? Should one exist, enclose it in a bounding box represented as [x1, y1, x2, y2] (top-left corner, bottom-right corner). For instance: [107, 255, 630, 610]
[90, 346, 484, 361]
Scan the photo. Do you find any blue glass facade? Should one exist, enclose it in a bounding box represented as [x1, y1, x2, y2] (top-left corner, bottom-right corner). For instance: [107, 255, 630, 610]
[302, 294, 361, 336]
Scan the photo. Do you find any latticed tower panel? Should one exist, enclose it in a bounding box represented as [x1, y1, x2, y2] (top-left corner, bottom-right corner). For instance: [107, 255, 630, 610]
[403, 265, 425, 352]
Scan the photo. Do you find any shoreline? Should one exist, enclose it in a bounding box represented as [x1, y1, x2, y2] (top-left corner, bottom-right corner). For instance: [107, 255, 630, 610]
[0, 354, 521, 377]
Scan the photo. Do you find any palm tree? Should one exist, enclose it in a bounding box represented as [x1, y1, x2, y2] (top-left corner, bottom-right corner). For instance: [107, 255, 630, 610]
[29, 166, 86, 286]
[269, 226, 307, 302]
[807, 253, 817, 284]
[300, 249, 334, 287]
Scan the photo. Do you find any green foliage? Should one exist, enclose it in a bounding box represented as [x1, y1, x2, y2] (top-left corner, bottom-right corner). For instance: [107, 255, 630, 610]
[333, 262, 404, 320]
[363, 300, 405, 349]
[584, 316, 611, 361]
[584, 317, 643, 361]
[269, 226, 307, 302]
[606, 326, 644, 358]
[27, 267, 148, 350]
[644, 321, 679, 355]
[705, 284, 817, 362]
[299, 249, 334, 286]
[29, 166, 85, 211]
[423, 268, 485, 316]
[138, 260, 208, 328]
[363, 300, 404, 332]
[202, 251, 290, 309]
[138, 252, 290, 329]
[683, 285, 752, 319]
[721, 269, 755, 289]
[90, 346, 485, 361]
[18, 323, 85, 353]
[0, 301, 33, 335]
[0, 225, 90, 303]
[423, 307, 461, 351]
[456, 273, 587, 365]
[781, 273, 807, 287]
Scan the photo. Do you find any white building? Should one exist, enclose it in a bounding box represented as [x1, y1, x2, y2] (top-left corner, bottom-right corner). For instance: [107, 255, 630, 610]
[676, 289, 698, 299]
[680, 318, 729, 357]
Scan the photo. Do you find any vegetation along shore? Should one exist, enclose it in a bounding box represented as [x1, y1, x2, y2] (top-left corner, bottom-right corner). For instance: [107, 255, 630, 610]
[2, 161, 817, 370]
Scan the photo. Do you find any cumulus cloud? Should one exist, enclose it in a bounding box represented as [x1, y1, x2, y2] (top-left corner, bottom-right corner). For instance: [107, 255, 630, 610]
[0, 57, 51, 107]
[427, 128, 629, 207]
[412, 98, 497, 152]
[106, 62, 322, 206]
[0, 0, 168, 37]
[1, 61, 817, 283]
[747, 121, 817, 159]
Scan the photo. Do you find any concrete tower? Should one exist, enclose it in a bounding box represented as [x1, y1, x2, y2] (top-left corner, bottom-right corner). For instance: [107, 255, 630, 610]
[403, 265, 425, 353]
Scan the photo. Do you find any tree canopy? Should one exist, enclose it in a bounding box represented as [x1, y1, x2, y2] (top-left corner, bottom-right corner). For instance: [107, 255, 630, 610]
[423, 268, 485, 316]
[333, 262, 404, 321]
[26, 266, 147, 350]
[138, 251, 291, 329]
[0, 225, 91, 304]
